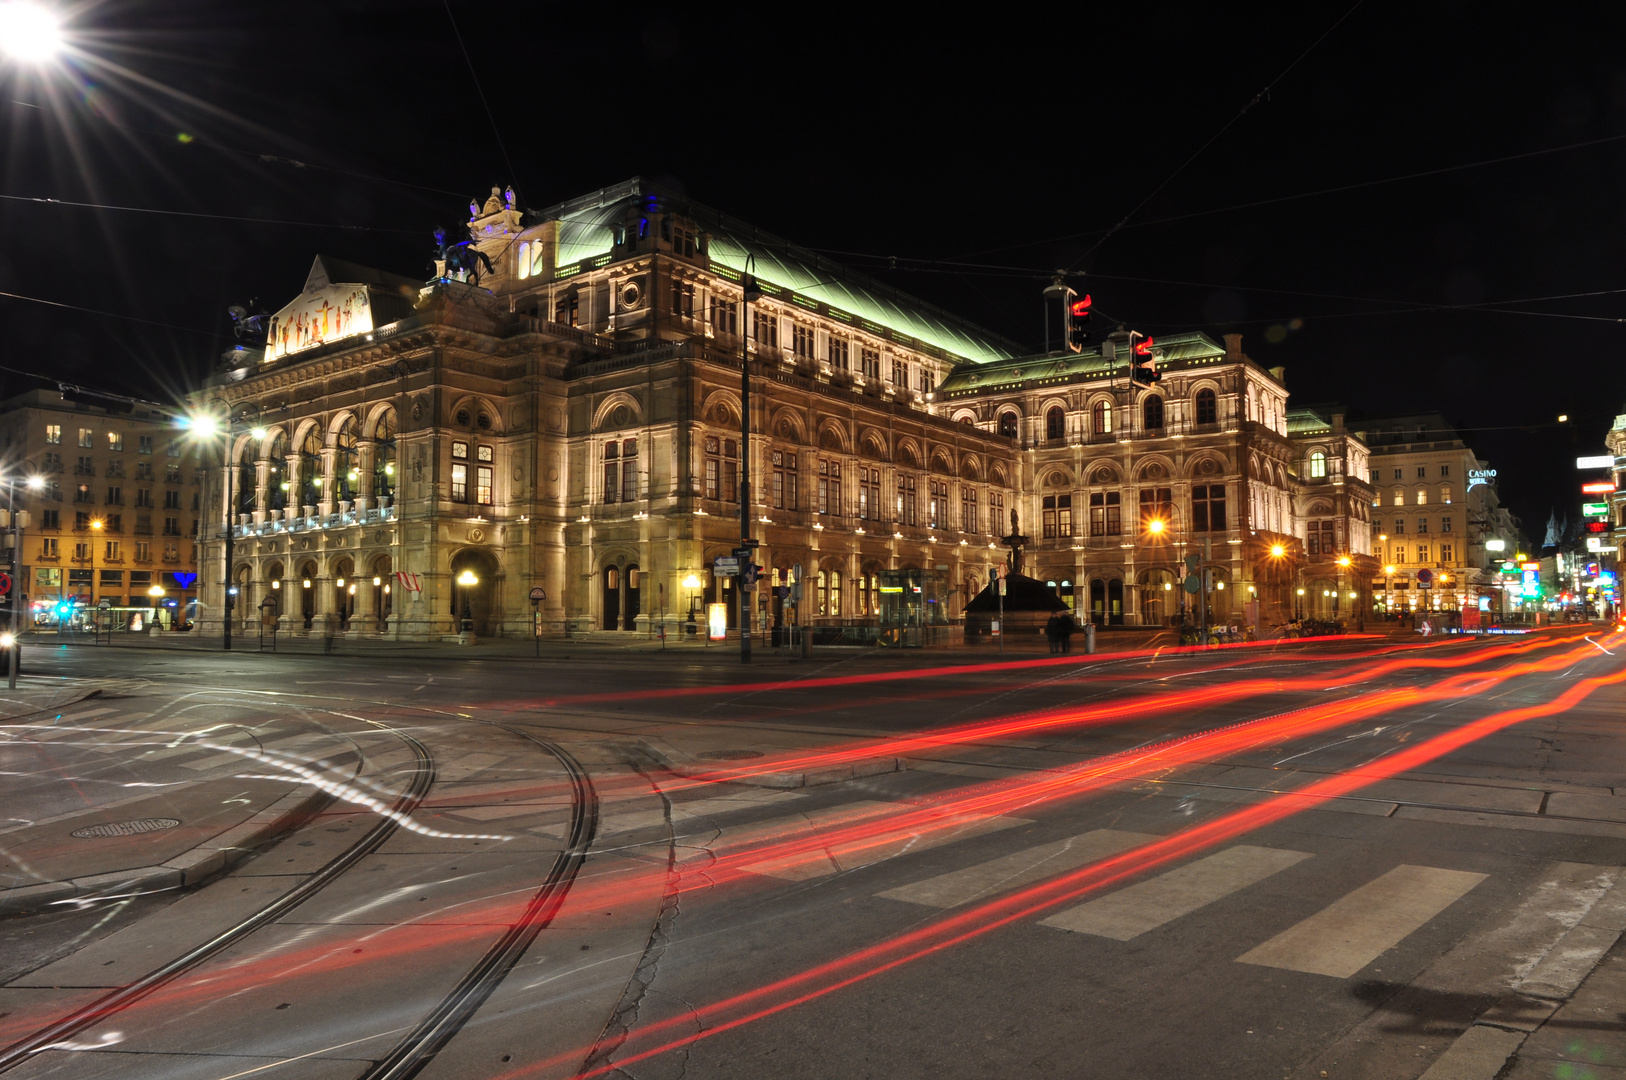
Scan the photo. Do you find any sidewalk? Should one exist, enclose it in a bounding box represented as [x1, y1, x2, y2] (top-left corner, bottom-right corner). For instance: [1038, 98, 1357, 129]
[0, 684, 357, 915]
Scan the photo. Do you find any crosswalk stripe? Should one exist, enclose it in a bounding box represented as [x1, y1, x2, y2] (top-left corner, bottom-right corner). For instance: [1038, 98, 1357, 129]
[877, 830, 1157, 909]
[1041, 845, 1312, 940]
[1236, 864, 1487, 978]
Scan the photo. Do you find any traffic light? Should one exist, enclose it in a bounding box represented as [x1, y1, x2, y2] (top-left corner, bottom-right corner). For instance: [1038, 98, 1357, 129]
[1066, 294, 1093, 352]
[1130, 337, 1161, 387]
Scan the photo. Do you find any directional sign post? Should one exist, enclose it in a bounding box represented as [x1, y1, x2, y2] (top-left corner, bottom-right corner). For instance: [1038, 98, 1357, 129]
[713, 556, 740, 577]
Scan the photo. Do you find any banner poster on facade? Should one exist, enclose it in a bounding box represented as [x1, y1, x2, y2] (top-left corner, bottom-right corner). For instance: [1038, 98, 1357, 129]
[265, 285, 375, 360]
[394, 571, 423, 594]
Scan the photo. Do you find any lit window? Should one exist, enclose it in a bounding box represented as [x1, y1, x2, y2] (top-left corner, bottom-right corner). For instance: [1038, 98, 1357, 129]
[1309, 451, 1327, 478]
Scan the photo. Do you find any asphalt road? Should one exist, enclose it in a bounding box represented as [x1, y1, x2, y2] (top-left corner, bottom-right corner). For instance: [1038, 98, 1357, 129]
[1, 628, 1624, 1079]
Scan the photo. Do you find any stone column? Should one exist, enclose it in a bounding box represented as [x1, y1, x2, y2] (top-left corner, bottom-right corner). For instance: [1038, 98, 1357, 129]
[354, 440, 374, 511]
[318, 447, 337, 516]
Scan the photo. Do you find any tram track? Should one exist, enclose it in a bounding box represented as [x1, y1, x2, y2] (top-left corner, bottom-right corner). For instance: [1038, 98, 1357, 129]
[0, 713, 437, 1072]
[0, 692, 601, 1078]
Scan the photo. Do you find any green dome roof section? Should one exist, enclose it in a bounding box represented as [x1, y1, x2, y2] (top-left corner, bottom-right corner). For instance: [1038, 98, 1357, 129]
[534, 179, 1026, 366]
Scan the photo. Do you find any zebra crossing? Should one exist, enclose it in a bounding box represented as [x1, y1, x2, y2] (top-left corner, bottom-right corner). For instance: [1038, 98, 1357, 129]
[671, 793, 1498, 980]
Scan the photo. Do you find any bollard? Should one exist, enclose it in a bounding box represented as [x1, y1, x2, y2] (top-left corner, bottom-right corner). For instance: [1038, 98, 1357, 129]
[801, 624, 812, 659]
[1084, 623, 1096, 655]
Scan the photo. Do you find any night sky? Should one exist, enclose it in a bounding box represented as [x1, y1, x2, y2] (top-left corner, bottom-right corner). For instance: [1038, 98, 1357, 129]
[4, 1, 1624, 538]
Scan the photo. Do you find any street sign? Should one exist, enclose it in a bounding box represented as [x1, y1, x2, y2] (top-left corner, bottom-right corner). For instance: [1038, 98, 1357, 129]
[713, 556, 740, 577]
[1584, 502, 1610, 517]
[1184, 554, 1200, 573]
[1577, 455, 1615, 469]
[1183, 575, 1201, 595]
[98, 597, 112, 608]
[0, 572, 9, 597]
[529, 586, 546, 601]
[1416, 568, 1434, 589]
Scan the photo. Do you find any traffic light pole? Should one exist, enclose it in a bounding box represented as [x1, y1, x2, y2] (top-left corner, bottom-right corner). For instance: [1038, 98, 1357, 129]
[7, 477, 20, 691]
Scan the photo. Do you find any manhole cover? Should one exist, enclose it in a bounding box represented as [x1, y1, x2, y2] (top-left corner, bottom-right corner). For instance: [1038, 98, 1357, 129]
[72, 818, 181, 839]
[696, 750, 764, 761]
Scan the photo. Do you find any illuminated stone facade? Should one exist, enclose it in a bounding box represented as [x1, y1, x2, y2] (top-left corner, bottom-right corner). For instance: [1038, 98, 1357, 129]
[192, 180, 1375, 639]
[0, 389, 204, 625]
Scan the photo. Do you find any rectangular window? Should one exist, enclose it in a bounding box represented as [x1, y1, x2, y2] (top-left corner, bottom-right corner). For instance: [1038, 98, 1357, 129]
[792, 324, 815, 360]
[860, 347, 880, 380]
[163, 489, 180, 509]
[135, 489, 152, 508]
[1416, 466, 1426, 478]
[1417, 517, 1429, 533]
[601, 442, 617, 505]
[1418, 543, 1430, 563]
[138, 435, 153, 454]
[621, 438, 638, 501]
[135, 461, 152, 480]
[108, 432, 124, 452]
[827, 337, 849, 371]
[1394, 518, 1405, 534]
[555, 291, 579, 327]
[39, 537, 58, 558]
[451, 463, 469, 502]
[771, 450, 797, 510]
[477, 444, 493, 463]
[961, 486, 978, 533]
[165, 465, 180, 483]
[451, 440, 468, 460]
[78, 427, 93, 448]
[105, 540, 120, 560]
[40, 509, 59, 530]
[45, 424, 61, 444]
[711, 296, 737, 336]
[990, 490, 1005, 534]
[74, 484, 92, 504]
[43, 452, 61, 472]
[135, 541, 149, 562]
[136, 514, 151, 534]
[928, 479, 948, 529]
[1441, 515, 1452, 532]
[1441, 543, 1453, 562]
[892, 359, 908, 386]
[817, 459, 841, 515]
[917, 366, 932, 393]
[898, 474, 917, 526]
[106, 457, 124, 478]
[75, 456, 93, 476]
[166, 441, 179, 458]
[163, 543, 179, 561]
[752, 311, 778, 348]
[1042, 494, 1073, 539]
[859, 466, 881, 521]
[105, 486, 122, 505]
[723, 439, 738, 503]
[46, 480, 61, 501]
[74, 511, 90, 530]
[670, 281, 695, 318]
[1088, 491, 1122, 536]
[1192, 485, 1227, 532]
[475, 465, 493, 504]
[1440, 464, 1450, 476]
[704, 436, 720, 500]
[73, 541, 90, 561]
[1138, 487, 1173, 532]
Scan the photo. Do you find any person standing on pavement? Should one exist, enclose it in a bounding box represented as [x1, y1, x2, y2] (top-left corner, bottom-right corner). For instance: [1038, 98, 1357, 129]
[1058, 612, 1075, 654]
[1045, 613, 1062, 654]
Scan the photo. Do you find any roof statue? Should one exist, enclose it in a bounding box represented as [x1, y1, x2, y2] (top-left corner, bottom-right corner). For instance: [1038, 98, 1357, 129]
[433, 227, 494, 286]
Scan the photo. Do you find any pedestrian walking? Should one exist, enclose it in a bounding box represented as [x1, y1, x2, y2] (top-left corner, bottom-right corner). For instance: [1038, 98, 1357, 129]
[1058, 614, 1075, 654]
[1045, 613, 1062, 654]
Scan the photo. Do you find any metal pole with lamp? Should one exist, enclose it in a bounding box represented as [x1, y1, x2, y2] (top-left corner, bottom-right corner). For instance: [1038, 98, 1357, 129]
[4, 474, 27, 690]
[738, 259, 762, 664]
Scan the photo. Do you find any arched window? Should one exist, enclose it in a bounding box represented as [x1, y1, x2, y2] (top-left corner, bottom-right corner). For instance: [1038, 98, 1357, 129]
[1309, 450, 1327, 478]
[998, 411, 1019, 439]
[816, 568, 842, 617]
[1091, 400, 1111, 436]
[334, 418, 359, 501]
[266, 432, 289, 512]
[233, 440, 256, 516]
[297, 429, 322, 508]
[1045, 406, 1065, 442]
[1194, 388, 1217, 426]
[1142, 395, 1164, 431]
[373, 410, 397, 501]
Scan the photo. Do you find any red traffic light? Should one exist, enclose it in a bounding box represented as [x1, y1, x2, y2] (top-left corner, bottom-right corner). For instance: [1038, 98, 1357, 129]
[1070, 295, 1092, 317]
[1134, 336, 1155, 357]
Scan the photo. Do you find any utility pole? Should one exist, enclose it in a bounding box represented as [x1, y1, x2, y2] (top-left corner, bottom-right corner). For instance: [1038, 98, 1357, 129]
[739, 259, 762, 663]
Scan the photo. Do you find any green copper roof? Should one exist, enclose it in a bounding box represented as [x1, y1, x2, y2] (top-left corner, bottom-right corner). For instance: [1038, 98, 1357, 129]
[534, 179, 1026, 365]
[936, 332, 1228, 394]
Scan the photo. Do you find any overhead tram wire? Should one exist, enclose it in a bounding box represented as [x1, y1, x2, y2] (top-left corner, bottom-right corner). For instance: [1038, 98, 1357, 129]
[442, 0, 519, 193]
[0, 193, 423, 233]
[1069, 1, 1366, 272]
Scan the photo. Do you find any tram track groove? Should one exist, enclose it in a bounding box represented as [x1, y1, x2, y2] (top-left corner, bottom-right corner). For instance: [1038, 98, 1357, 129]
[0, 716, 437, 1073]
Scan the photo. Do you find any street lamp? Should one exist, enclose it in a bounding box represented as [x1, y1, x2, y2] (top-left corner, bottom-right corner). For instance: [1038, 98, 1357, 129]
[683, 572, 702, 631]
[184, 405, 265, 651]
[0, 2, 63, 62]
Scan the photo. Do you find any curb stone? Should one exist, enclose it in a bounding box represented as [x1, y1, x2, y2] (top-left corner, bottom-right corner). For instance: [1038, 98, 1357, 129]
[0, 776, 343, 917]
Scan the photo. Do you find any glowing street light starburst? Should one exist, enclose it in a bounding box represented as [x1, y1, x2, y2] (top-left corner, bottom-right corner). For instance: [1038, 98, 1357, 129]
[0, 2, 63, 62]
